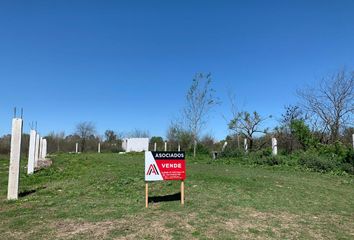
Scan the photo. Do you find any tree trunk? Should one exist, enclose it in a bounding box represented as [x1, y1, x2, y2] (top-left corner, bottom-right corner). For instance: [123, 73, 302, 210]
[81, 139, 86, 153]
[193, 139, 197, 157]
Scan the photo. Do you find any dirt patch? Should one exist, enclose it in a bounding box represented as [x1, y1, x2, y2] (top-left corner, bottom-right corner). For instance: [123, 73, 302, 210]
[222, 208, 354, 239]
[53, 212, 197, 239]
[55, 220, 117, 239]
[35, 158, 52, 170]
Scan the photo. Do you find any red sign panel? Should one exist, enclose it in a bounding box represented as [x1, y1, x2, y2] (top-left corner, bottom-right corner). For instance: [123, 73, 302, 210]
[145, 152, 186, 181]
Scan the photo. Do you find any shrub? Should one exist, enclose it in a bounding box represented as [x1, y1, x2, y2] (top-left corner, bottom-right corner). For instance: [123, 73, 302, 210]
[317, 142, 348, 159]
[192, 143, 210, 155]
[342, 149, 354, 165]
[290, 120, 318, 150]
[250, 155, 283, 166]
[341, 163, 354, 175]
[298, 152, 337, 172]
[218, 148, 244, 158]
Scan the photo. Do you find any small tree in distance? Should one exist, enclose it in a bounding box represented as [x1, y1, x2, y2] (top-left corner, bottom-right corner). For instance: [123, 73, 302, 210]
[184, 73, 219, 157]
[228, 111, 271, 150]
[75, 122, 96, 152]
[104, 130, 117, 143]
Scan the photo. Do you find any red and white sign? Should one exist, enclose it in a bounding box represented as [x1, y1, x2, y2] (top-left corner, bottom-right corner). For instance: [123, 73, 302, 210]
[145, 151, 186, 181]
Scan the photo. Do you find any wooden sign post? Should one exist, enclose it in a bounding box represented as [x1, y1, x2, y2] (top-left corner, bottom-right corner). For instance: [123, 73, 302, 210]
[145, 151, 186, 208]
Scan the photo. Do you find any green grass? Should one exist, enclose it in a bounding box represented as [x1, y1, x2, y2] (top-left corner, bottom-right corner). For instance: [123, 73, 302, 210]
[0, 153, 353, 239]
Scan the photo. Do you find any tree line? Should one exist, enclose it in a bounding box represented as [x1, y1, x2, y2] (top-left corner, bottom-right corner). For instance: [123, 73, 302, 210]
[0, 69, 353, 164]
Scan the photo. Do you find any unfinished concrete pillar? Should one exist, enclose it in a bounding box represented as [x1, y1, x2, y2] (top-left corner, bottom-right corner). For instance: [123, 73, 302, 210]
[154, 142, 157, 151]
[222, 141, 228, 151]
[98, 142, 101, 153]
[75, 142, 78, 153]
[41, 139, 47, 159]
[34, 134, 40, 168]
[27, 130, 36, 174]
[244, 139, 248, 153]
[39, 137, 43, 159]
[164, 141, 167, 151]
[272, 137, 278, 156]
[178, 144, 181, 152]
[7, 118, 23, 200]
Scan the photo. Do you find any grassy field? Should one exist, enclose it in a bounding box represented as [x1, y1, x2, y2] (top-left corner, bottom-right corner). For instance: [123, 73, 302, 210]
[0, 153, 353, 239]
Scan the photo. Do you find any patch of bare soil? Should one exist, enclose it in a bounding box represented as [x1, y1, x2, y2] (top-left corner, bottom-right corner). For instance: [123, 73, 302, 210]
[53, 212, 197, 240]
[55, 220, 117, 239]
[51, 208, 353, 239]
[35, 158, 52, 170]
[222, 208, 354, 239]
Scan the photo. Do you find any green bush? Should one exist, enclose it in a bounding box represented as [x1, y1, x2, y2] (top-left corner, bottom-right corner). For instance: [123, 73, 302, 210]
[255, 148, 272, 158]
[298, 152, 337, 172]
[341, 163, 354, 175]
[290, 120, 318, 150]
[317, 142, 348, 159]
[251, 155, 284, 166]
[218, 148, 244, 158]
[342, 149, 354, 165]
[216, 144, 354, 175]
[189, 143, 211, 155]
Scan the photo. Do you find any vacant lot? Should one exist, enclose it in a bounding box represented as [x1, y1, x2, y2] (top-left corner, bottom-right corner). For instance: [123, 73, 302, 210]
[0, 153, 353, 239]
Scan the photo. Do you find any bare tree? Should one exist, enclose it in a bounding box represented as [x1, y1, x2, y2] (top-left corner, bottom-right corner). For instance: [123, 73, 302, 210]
[51, 131, 65, 152]
[75, 122, 96, 152]
[228, 111, 271, 150]
[298, 69, 354, 142]
[127, 129, 150, 138]
[278, 105, 303, 152]
[225, 91, 246, 149]
[166, 121, 193, 150]
[184, 73, 219, 157]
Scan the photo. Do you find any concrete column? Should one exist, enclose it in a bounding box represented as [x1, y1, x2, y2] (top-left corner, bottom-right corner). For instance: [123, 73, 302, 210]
[98, 142, 101, 153]
[154, 142, 157, 151]
[164, 141, 167, 151]
[27, 130, 36, 174]
[34, 134, 40, 168]
[244, 139, 248, 153]
[39, 137, 43, 159]
[75, 142, 78, 153]
[41, 139, 47, 159]
[7, 118, 23, 200]
[222, 141, 228, 151]
[178, 144, 181, 152]
[272, 137, 278, 156]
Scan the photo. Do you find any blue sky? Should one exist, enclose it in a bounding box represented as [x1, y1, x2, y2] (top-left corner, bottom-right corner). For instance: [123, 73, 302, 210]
[0, 0, 353, 140]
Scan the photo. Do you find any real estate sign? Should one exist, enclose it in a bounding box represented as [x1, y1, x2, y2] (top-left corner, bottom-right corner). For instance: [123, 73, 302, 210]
[145, 151, 186, 181]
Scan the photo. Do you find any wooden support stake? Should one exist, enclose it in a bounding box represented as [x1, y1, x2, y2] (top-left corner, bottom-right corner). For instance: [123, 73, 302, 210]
[145, 182, 149, 208]
[181, 180, 185, 205]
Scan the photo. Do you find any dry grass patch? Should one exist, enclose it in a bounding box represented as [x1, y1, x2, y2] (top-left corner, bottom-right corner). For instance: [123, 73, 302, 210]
[53, 212, 197, 240]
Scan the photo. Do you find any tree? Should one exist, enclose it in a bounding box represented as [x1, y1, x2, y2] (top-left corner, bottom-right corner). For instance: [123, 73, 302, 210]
[290, 119, 317, 150]
[298, 69, 354, 143]
[127, 129, 150, 138]
[166, 121, 193, 151]
[228, 111, 270, 150]
[75, 122, 96, 152]
[278, 105, 303, 152]
[48, 131, 65, 152]
[150, 136, 164, 150]
[184, 73, 218, 157]
[200, 134, 215, 151]
[104, 130, 117, 143]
